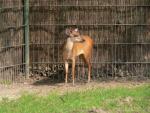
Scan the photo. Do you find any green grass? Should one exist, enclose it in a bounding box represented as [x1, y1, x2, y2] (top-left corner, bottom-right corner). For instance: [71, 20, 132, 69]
[0, 84, 149, 113]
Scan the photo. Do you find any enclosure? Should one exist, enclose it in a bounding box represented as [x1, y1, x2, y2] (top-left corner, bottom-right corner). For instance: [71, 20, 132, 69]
[0, 0, 150, 83]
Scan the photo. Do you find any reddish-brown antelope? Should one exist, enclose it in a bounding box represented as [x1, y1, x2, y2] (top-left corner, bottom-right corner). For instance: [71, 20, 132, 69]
[63, 28, 94, 85]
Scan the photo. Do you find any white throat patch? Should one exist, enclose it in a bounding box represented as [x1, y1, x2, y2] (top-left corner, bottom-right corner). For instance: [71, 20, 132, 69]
[65, 38, 74, 59]
[66, 38, 74, 51]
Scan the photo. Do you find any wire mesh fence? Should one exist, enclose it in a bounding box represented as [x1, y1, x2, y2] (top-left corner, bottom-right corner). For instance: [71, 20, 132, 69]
[0, 0, 150, 83]
[0, 0, 25, 83]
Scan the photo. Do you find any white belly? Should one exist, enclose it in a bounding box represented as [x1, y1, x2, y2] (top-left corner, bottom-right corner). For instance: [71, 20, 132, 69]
[77, 50, 84, 56]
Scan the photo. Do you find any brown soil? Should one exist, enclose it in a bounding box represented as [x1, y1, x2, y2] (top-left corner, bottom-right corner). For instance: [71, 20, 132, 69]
[0, 77, 149, 101]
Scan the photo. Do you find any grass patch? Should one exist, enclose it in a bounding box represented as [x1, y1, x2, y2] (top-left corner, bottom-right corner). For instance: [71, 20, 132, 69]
[0, 84, 149, 113]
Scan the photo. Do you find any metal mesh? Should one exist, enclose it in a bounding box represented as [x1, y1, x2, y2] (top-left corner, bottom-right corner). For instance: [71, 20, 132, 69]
[0, 0, 25, 83]
[29, 0, 150, 81]
[0, 0, 150, 83]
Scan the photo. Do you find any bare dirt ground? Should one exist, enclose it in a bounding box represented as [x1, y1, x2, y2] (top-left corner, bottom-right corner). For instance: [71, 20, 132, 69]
[0, 77, 149, 101]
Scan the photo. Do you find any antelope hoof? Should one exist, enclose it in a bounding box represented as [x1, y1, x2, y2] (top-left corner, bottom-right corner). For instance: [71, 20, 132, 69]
[65, 80, 68, 84]
[72, 81, 75, 86]
[88, 79, 90, 83]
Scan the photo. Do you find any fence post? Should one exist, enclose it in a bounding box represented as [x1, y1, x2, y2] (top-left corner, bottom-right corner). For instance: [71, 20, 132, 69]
[24, 0, 30, 78]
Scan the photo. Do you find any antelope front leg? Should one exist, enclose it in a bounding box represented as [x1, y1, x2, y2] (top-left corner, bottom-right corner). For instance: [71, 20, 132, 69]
[65, 61, 69, 84]
[72, 59, 76, 85]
